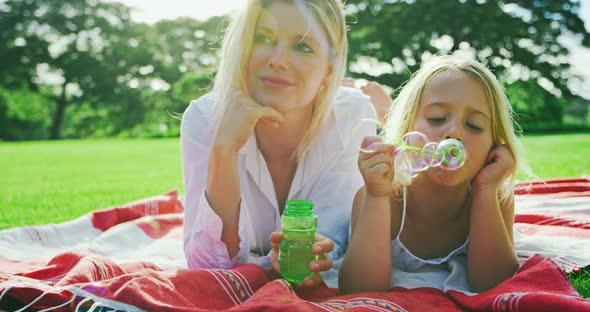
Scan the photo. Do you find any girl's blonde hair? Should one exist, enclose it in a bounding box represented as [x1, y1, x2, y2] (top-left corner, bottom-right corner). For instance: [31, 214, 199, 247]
[383, 55, 531, 202]
[211, 0, 348, 160]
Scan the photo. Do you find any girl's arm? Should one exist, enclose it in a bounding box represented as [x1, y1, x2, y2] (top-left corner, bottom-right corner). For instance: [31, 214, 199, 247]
[339, 139, 397, 294]
[467, 145, 519, 292]
[468, 190, 518, 292]
[339, 187, 393, 294]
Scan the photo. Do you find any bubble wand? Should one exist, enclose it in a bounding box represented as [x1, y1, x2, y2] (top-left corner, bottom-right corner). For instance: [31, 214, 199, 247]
[363, 131, 467, 186]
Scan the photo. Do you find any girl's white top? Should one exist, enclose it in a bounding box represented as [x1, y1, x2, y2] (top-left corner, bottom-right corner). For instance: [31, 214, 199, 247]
[390, 197, 472, 293]
[181, 87, 376, 288]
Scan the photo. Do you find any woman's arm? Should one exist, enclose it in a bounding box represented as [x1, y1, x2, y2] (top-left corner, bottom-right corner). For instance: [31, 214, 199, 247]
[205, 145, 242, 257]
[182, 93, 284, 267]
[207, 92, 285, 255]
[181, 96, 245, 268]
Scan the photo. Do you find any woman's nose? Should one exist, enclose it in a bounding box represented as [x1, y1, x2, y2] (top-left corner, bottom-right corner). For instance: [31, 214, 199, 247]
[269, 44, 289, 71]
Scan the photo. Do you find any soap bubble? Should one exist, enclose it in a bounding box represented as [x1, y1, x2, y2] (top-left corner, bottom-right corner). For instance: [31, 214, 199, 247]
[393, 132, 467, 185]
[435, 138, 467, 171]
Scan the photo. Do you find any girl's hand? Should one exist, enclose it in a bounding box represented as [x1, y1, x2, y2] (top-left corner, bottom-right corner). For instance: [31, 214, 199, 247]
[269, 231, 334, 288]
[214, 90, 285, 152]
[358, 136, 396, 198]
[472, 144, 515, 191]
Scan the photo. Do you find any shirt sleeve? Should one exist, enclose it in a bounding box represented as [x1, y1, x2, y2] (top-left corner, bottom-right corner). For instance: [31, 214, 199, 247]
[181, 95, 250, 269]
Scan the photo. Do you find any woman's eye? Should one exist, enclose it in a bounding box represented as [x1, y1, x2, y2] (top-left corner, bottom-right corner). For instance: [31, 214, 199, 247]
[254, 33, 273, 45]
[295, 42, 313, 53]
[427, 117, 446, 124]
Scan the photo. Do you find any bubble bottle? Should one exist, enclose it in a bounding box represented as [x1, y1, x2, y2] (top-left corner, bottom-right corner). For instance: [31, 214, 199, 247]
[278, 199, 317, 283]
[392, 131, 467, 185]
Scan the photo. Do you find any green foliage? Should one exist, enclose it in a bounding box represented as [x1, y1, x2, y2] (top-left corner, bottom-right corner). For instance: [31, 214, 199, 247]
[124, 70, 214, 138]
[345, 0, 590, 127]
[1, 0, 588, 139]
[60, 102, 114, 138]
[0, 0, 173, 139]
[152, 17, 227, 81]
[169, 71, 214, 110]
[504, 79, 569, 130]
[0, 86, 54, 140]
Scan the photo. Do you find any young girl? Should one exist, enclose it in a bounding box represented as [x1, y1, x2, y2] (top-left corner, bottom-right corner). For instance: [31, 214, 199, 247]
[339, 55, 530, 294]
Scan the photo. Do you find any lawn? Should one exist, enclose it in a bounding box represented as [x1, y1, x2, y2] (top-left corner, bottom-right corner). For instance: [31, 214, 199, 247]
[0, 138, 183, 229]
[1, 133, 589, 296]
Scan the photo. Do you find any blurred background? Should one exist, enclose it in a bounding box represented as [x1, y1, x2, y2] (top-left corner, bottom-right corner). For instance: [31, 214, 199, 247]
[2, 0, 590, 225]
[1, 0, 589, 141]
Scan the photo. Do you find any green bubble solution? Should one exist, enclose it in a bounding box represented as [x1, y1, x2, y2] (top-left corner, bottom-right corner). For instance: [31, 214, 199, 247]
[278, 199, 317, 283]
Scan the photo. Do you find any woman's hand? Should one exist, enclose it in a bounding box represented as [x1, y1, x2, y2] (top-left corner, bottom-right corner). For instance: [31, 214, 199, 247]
[269, 231, 334, 288]
[214, 90, 285, 153]
[358, 136, 396, 198]
[472, 144, 515, 191]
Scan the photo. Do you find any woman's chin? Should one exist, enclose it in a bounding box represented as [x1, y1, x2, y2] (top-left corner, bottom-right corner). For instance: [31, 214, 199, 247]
[254, 95, 282, 109]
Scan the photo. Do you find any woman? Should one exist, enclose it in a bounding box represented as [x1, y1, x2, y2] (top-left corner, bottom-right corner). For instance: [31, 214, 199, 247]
[181, 0, 376, 288]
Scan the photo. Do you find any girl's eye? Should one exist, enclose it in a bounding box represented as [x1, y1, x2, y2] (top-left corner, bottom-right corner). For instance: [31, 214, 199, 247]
[254, 33, 273, 45]
[466, 122, 483, 132]
[427, 117, 446, 124]
[295, 42, 313, 53]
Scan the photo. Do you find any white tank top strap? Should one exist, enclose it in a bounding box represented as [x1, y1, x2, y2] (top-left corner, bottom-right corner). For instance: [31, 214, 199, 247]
[395, 186, 408, 240]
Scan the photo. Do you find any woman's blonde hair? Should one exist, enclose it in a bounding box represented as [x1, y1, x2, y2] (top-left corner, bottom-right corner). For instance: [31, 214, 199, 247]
[383, 55, 532, 202]
[211, 0, 348, 160]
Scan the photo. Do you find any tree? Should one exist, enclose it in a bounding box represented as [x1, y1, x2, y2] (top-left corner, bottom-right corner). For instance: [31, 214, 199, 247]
[0, 0, 167, 139]
[152, 16, 227, 83]
[504, 79, 566, 130]
[0, 86, 53, 140]
[345, 0, 589, 104]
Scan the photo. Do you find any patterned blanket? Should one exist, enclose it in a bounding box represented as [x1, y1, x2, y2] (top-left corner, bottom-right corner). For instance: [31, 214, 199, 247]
[1, 178, 589, 311]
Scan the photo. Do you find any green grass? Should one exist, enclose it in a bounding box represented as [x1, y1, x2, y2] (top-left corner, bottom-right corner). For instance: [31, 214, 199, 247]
[518, 133, 590, 180]
[1, 133, 589, 297]
[0, 138, 183, 230]
[519, 134, 590, 298]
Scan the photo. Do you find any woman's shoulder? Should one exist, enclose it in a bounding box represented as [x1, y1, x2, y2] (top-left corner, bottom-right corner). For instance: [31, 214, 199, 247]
[181, 93, 216, 142]
[183, 93, 216, 119]
[333, 86, 377, 121]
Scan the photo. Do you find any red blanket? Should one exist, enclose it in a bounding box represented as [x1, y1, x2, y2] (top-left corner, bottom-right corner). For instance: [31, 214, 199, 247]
[1, 179, 589, 311]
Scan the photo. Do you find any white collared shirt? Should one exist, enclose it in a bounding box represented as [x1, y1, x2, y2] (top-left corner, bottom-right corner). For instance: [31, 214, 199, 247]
[181, 87, 376, 288]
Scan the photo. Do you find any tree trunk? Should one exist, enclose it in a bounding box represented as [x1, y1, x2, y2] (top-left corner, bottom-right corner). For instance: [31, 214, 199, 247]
[50, 81, 68, 140]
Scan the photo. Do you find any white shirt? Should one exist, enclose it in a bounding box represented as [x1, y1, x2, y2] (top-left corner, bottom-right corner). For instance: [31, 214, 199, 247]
[181, 87, 376, 288]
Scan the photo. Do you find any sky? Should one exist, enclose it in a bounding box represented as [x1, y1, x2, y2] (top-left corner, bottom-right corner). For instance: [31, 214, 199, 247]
[109, 0, 590, 98]
[111, 0, 590, 26]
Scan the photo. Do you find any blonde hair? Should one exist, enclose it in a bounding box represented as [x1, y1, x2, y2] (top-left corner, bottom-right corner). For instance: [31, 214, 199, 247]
[383, 55, 532, 202]
[211, 0, 348, 160]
